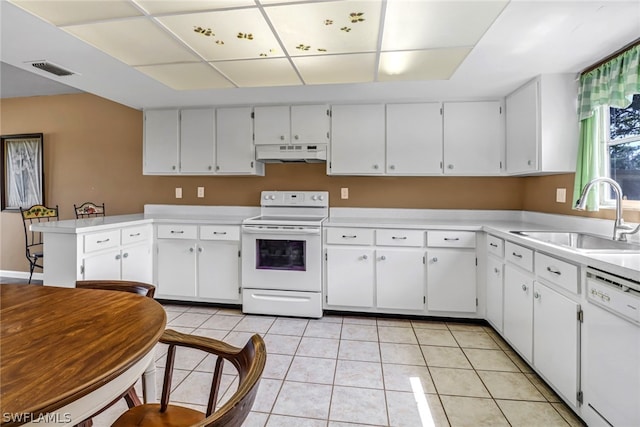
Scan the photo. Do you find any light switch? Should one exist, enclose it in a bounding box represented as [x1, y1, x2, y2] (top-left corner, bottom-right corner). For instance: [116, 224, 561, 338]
[197, 187, 205, 198]
[175, 187, 182, 199]
[556, 188, 566, 203]
[341, 188, 349, 199]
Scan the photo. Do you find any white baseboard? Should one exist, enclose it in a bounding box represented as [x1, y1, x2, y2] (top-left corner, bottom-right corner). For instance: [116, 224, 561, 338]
[0, 270, 44, 280]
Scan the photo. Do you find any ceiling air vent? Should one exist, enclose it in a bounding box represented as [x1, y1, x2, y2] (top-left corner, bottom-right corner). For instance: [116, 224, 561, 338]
[29, 61, 75, 77]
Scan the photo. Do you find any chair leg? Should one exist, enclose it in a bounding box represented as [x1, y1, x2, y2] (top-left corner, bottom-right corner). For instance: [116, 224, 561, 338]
[28, 263, 35, 284]
[123, 386, 142, 408]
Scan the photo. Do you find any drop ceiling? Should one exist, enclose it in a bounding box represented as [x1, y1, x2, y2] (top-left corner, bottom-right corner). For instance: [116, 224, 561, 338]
[1, 0, 639, 110]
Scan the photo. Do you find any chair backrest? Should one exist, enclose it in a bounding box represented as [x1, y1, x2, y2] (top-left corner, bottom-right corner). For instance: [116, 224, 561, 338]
[160, 329, 266, 427]
[19, 204, 59, 257]
[74, 202, 105, 219]
[75, 280, 156, 298]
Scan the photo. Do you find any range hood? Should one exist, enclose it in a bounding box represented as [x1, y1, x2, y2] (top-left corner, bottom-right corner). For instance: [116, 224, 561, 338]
[255, 144, 327, 163]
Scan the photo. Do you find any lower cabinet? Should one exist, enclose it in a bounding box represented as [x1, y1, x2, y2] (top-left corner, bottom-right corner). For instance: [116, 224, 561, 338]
[486, 256, 504, 332]
[157, 239, 197, 297]
[503, 264, 534, 362]
[325, 247, 375, 308]
[376, 249, 425, 311]
[197, 240, 240, 301]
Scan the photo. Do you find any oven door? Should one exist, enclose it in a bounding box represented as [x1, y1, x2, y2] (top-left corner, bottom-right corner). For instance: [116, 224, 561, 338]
[241, 225, 322, 292]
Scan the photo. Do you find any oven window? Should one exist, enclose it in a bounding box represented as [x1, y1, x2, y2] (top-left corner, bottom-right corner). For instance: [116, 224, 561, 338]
[256, 239, 306, 271]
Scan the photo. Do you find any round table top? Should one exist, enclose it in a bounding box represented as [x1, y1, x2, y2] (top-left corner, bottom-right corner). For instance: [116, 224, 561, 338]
[0, 284, 166, 421]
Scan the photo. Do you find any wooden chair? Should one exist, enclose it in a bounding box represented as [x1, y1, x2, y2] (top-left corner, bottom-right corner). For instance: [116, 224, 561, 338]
[19, 204, 59, 284]
[74, 280, 156, 427]
[74, 202, 105, 219]
[112, 329, 266, 427]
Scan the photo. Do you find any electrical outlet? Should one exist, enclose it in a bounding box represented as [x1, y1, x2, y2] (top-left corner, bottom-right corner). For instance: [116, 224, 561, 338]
[341, 187, 349, 199]
[175, 187, 182, 199]
[556, 188, 566, 203]
[197, 187, 205, 198]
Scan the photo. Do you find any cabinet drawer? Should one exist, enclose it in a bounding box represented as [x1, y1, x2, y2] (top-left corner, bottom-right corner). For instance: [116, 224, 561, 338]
[200, 225, 240, 241]
[535, 252, 579, 294]
[325, 228, 374, 245]
[486, 235, 504, 257]
[427, 231, 476, 248]
[157, 224, 198, 240]
[504, 241, 534, 272]
[121, 225, 151, 245]
[376, 229, 424, 247]
[84, 230, 120, 253]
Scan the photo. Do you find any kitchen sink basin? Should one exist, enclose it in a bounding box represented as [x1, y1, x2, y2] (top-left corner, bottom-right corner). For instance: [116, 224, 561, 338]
[510, 231, 640, 253]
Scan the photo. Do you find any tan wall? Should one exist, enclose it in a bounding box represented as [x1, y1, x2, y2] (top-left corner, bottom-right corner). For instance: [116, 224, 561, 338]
[2, 93, 637, 274]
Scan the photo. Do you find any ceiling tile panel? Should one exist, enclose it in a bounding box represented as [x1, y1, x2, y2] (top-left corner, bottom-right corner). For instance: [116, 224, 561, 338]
[134, 0, 256, 15]
[9, 0, 143, 26]
[158, 9, 283, 61]
[293, 53, 376, 84]
[64, 18, 199, 66]
[378, 48, 472, 82]
[266, 0, 382, 56]
[212, 58, 302, 87]
[135, 62, 235, 90]
[382, 0, 509, 50]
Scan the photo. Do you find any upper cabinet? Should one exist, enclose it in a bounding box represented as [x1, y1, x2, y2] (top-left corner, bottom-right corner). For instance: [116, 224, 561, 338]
[505, 74, 578, 175]
[329, 104, 386, 175]
[386, 103, 443, 175]
[443, 101, 504, 175]
[254, 105, 329, 146]
[143, 107, 263, 176]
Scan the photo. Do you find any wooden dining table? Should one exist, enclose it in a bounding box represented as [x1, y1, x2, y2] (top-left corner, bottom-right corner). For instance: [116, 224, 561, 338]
[0, 284, 166, 426]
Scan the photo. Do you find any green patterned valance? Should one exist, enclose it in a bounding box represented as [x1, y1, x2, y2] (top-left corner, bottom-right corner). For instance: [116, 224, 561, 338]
[578, 44, 640, 121]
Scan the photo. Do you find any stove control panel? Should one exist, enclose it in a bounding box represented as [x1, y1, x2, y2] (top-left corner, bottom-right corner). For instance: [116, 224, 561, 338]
[261, 191, 329, 207]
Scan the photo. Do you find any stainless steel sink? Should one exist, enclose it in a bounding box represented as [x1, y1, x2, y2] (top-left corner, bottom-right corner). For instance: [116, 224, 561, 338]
[510, 231, 640, 253]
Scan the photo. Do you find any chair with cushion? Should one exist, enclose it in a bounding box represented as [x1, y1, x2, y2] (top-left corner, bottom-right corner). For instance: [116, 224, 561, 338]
[74, 201, 105, 219]
[19, 204, 59, 284]
[112, 329, 266, 427]
[74, 280, 157, 427]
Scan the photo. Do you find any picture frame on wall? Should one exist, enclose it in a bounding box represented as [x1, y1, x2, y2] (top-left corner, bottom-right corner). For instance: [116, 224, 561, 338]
[1, 133, 44, 211]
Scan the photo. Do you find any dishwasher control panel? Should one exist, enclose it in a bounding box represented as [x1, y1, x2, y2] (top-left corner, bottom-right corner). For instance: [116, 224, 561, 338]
[587, 269, 640, 324]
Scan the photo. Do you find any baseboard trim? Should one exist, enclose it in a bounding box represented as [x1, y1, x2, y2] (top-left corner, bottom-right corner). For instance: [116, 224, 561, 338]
[0, 270, 44, 280]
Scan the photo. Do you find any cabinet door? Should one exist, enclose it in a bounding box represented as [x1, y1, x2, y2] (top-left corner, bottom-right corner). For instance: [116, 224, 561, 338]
[291, 105, 330, 145]
[216, 107, 260, 174]
[197, 241, 240, 302]
[82, 250, 121, 280]
[156, 240, 196, 297]
[143, 109, 179, 174]
[326, 247, 375, 308]
[443, 101, 503, 175]
[386, 103, 443, 174]
[506, 80, 538, 174]
[180, 108, 215, 173]
[503, 264, 534, 362]
[330, 104, 385, 175]
[533, 281, 580, 406]
[426, 249, 476, 312]
[486, 256, 504, 332]
[121, 243, 153, 283]
[254, 106, 290, 145]
[376, 249, 425, 311]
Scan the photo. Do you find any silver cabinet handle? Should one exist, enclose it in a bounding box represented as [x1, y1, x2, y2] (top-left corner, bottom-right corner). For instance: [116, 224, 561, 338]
[444, 237, 460, 241]
[389, 165, 395, 170]
[494, 267, 500, 273]
[546, 266, 562, 276]
[391, 236, 407, 240]
[171, 230, 184, 234]
[129, 233, 141, 237]
[198, 247, 203, 253]
[448, 164, 454, 169]
[294, 135, 299, 140]
[512, 252, 523, 258]
[189, 247, 194, 253]
[280, 135, 285, 140]
[373, 164, 379, 169]
[208, 165, 212, 170]
[361, 255, 368, 260]
[489, 243, 498, 247]
[522, 284, 528, 291]
[342, 235, 357, 239]
[379, 255, 386, 261]
[432, 257, 438, 262]
[115, 254, 121, 260]
[96, 238, 110, 244]
[527, 160, 533, 166]
[534, 291, 540, 299]
[172, 165, 176, 170]
[122, 252, 129, 258]
[213, 231, 227, 235]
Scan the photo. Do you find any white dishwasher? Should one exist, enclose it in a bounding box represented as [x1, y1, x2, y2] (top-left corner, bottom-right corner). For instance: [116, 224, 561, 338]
[583, 268, 640, 427]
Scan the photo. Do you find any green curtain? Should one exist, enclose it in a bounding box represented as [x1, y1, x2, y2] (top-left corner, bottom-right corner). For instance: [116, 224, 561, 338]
[573, 44, 640, 210]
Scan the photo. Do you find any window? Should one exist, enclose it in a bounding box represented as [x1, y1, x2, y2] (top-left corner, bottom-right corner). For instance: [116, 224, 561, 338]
[605, 94, 640, 203]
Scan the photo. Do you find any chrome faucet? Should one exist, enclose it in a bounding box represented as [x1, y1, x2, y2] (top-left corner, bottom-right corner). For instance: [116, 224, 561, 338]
[575, 177, 637, 241]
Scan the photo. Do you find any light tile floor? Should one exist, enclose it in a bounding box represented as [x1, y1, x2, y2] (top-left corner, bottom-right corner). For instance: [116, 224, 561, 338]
[94, 303, 586, 427]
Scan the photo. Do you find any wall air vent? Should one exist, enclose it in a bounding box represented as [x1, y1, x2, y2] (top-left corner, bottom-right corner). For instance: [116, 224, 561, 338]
[29, 61, 75, 77]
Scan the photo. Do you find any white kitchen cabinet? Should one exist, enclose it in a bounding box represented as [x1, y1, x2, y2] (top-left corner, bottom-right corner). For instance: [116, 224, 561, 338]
[533, 280, 580, 406]
[386, 103, 443, 175]
[426, 248, 476, 313]
[329, 104, 385, 175]
[503, 264, 534, 362]
[506, 74, 578, 175]
[197, 240, 241, 302]
[443, 101, 504, 175]
[376, 249, 425, 311]
[325, 247, 375, 308]
[254, 104, 329, 146]
[216, 107, 264, 175]
[156, 239, 197, 297]
[143, 109, 179, 174]
[180, 108, 215, 174]
[121, 242, 153, 282]
[486, 256, 504, 332]
[82, 249, 121, 280]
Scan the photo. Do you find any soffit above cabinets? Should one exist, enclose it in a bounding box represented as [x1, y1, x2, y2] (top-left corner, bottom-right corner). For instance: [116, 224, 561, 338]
[8, 0, 508, 90]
